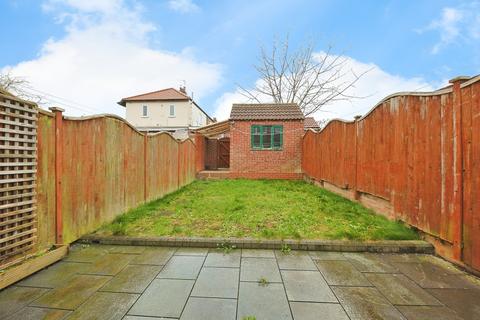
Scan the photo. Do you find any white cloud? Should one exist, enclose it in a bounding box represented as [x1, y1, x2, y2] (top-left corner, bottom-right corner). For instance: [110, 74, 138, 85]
[312, 55, 435, 121]
[2, 0, 221, 116]
[420, 2, 480, 54]
[213, 53, 435, 122]
[168, 0, 199, 14]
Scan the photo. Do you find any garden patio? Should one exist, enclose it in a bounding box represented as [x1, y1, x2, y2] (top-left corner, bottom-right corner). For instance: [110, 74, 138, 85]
[2, 243, 479, 320]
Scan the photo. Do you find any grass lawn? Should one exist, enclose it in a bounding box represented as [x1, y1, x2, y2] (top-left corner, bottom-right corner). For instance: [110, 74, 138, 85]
[96, 179, 418, 241]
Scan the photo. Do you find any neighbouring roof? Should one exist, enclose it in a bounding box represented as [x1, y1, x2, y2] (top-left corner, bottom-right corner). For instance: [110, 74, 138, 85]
[304, 117, 320, 129]
[118, 87, 213, 121]
[229, 103, 304, 121]
[118, 88, 189, 106]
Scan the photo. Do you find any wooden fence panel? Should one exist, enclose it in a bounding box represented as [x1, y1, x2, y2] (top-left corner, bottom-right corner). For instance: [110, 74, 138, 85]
[61, 117, 144, 243]
[462, 80, 480, 271]
[302, 78, 480, 272]
[178, 140, 196, 187]
[0, 93, 38, 266]
[146, 133, 179, 202]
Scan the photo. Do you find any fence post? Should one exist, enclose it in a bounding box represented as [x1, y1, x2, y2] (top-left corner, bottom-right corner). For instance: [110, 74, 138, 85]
[449, 76, 469, 261]
[353, 115, 362, 200]
[49, 107, 64, 245]
[144, 134, 148, 203]
[177, 141, 181, 189]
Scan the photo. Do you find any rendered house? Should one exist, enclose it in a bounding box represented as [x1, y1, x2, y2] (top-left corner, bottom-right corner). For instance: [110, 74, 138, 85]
[195, 103, 305, 179]
[118, 87, 214, 138]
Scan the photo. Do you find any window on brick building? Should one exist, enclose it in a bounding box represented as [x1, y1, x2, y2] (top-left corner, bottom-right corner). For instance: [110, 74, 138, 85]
[251, 125, 283, 150]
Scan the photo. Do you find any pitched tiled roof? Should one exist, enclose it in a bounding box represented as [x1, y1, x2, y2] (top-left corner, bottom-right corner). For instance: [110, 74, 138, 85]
[229, 103, 304, 120]
[118, 88, 189, 106]
[304, 117, 320, 129]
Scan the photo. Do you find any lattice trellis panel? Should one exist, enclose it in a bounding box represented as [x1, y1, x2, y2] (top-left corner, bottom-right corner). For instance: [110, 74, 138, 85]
[0, 93, 38, 266]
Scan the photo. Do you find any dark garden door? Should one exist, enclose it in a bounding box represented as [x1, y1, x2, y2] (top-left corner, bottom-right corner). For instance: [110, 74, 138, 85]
[218, 137, 230, 168]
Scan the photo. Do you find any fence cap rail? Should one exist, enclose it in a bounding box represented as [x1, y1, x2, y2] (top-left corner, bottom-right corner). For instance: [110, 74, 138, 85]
[460, 74, 480, 88]
[313, 86, 455, 134]
[41, 110, 195, 144]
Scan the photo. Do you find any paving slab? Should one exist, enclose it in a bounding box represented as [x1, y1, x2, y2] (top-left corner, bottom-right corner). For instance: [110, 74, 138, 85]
[308, 251, 347, 260]
[17, 261, 87, 288]
[191, 267, 239, 298]
[394, 262, 477, 289]
[381, 253, 433, 264]
[275, 251, 317, 270]
[63, 245, 110, 263]
[204, 250, 241, 268]
[427, 288, 480, 320]
[128, 279, 194, 318]
[343, 252, 398, 273]
[240, 257, 282, 282]
[0, 286, 48, 319]
[175, 247, 208, 256]
[415, 255, 464, 274]
[396, 306, 464, 320]
[81, 253, 135, 276]
[281, 270, 337, 303]
[333, 287, 406, 320]
[290, 302, 349, 320]
[105, 245, 146, 254]
[237, 282, 292, 320]
[30, 274, 111, 310]
[123, 317, 170, 320]
[157, 255, 204, 279]
[365, 273, 441, 306]
[180, 297, 236, 320]
[315, 260, 371, 286]
[66, 292, 138, 320]
[100, 265, 162, 293]
[241, 249, 275, 258]
[130, 247, 175, 265]
[6, 306, 71, 320]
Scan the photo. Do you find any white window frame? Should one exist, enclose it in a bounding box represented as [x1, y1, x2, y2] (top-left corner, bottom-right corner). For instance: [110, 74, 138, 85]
[142, 105, 148, 117]
[169, 104, 175, 117]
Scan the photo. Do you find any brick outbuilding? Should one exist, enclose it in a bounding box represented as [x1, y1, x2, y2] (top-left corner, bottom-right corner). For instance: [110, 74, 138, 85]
[228, 103, 305, 179]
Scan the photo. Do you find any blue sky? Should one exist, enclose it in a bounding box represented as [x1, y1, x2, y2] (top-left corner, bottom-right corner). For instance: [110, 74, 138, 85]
[1, 0, 479, 119]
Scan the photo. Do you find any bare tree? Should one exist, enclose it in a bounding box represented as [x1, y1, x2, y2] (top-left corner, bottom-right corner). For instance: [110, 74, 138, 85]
[238, 37, 370, 116]
[316, 118, 330, 130]
[0, 72, 44, 104]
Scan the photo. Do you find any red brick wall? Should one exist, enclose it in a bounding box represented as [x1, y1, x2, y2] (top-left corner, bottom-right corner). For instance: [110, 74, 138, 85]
[229, 120, 304, 179]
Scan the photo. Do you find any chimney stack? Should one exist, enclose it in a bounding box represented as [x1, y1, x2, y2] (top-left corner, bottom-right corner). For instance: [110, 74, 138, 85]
[179, 85, 187, 94]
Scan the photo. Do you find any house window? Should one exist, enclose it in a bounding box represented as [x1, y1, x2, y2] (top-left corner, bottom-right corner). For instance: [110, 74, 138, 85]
[251, 125, 283, 150]
[142, 105, 148, 117]
[169, 105, 175, 117]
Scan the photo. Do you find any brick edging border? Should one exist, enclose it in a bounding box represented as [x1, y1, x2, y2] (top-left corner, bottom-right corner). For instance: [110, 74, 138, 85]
[80, 235, 434, 254]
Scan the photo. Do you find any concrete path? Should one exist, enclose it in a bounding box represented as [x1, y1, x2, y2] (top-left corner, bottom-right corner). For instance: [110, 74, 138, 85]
[1, 244, 479, 320]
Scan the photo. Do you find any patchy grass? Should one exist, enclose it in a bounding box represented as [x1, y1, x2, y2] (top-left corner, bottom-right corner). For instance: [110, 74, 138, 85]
[96, 179, 418, 241]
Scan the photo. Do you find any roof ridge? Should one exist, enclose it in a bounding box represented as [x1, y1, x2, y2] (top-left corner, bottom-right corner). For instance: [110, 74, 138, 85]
[122, 87, 189, 100]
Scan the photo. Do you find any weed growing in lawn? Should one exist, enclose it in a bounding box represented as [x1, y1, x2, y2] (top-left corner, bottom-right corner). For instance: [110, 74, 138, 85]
[97, 179, 418, 241]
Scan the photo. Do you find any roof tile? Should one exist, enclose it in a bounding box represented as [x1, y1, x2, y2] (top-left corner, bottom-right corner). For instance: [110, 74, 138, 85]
[119, 88, 189, 106]
[229, 103, 304, 120]
[304, 117, 320, 129]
